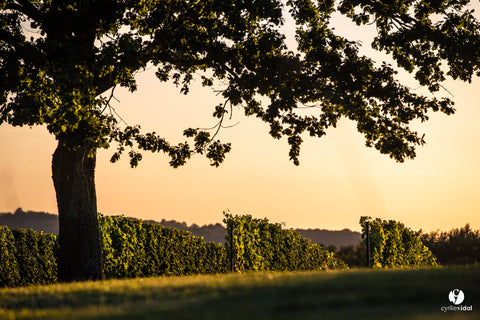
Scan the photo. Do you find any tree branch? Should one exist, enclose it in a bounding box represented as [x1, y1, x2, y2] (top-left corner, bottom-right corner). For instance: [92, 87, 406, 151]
[0, 27, 45, 67]
[94, 72, 116, 96]
[6, 0, 43, 23]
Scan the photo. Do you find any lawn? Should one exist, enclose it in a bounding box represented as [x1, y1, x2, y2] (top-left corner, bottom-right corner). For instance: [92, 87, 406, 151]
[0, 265, 478, 319]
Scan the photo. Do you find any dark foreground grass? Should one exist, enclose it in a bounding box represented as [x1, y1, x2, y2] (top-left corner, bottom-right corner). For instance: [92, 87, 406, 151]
[0, 265, 478, 320]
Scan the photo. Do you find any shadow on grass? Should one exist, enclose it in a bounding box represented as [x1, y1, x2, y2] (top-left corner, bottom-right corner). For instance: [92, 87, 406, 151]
[1, 265, 479, 320]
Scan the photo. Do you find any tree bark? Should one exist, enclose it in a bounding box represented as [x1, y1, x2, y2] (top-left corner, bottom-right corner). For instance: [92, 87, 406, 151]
[52, 142, 104, 282]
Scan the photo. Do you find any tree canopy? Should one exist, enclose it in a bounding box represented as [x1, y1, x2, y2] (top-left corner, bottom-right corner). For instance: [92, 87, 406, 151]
[2, 0, 479, 167]
[1, 0, 480, 281]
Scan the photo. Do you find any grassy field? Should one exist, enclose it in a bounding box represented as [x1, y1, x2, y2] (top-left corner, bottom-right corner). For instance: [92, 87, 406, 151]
[0, 265, 478, 320]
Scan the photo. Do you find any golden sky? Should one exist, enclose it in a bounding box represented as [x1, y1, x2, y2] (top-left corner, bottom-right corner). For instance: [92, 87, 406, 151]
[1, 5, 479, 232]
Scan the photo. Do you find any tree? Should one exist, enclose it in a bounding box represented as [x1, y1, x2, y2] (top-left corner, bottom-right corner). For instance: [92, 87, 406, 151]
[421, 224, 480, 265]
[1, 0, 479, 281]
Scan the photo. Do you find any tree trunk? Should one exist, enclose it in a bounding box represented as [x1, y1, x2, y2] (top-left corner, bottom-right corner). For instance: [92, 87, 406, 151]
[52, 142, 104, 282]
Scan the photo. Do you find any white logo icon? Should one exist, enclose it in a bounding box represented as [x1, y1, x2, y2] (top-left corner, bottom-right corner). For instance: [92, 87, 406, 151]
[449, 289, 465, 305]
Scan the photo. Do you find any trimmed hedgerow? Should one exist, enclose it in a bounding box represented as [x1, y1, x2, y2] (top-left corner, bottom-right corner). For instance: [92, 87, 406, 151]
[224, 212, 346, 272]
[360, 216, 437, 268]
[100, 215, 227, 278]
[1, 213, 347, 287]
[0, 226, 20, 287]
[0, 215, 227, 287]
[0, 226, 58, 287]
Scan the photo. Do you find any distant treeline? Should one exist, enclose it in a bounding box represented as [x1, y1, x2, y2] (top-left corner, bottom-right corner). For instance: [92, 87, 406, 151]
[0, 208, 362, 247]
[421, 224, 480, 265]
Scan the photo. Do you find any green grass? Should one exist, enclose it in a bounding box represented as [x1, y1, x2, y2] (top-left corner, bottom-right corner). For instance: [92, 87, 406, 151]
[0, 265, 478, 319]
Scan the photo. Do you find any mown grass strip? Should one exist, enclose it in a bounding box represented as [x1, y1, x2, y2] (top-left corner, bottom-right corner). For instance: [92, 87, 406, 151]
[0, 265, 478, 319]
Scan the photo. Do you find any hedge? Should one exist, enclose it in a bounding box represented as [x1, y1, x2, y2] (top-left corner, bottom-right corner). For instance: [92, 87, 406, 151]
[0, 226, 58, 287]
[360, 216, 437, 268]
[0, 215, 226, 287]
[1, 213, 347, 287]
[100, 215, 227, 278]
[224, 212, 346, 272]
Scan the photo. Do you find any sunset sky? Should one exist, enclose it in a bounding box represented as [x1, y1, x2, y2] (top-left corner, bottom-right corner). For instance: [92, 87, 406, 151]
[1, 4, 479, 233]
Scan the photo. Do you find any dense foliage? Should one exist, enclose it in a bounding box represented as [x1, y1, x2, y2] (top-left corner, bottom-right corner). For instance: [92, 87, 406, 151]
[224, 213, 346, 272]
[302, 222, 480, 268]
[4, 0, 476, 164]
[0, 216, 227, 287]
[329, 242, 367, 268]
[0, 226, 58, 287]
[421, 224, 480, 265]
[360, 216, 437, 268]
[1, 213, 347, 287]
[100, 215, 227, 278]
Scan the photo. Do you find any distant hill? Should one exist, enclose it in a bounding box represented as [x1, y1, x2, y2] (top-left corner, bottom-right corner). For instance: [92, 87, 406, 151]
[0, 209, 361, 247]
[296, 229, 362, 248]
[0, 208, 59, 234]
[145, 219, 227, 244]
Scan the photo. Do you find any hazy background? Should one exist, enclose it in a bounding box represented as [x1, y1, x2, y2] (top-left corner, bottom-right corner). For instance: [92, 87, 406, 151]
[1, 4, 479, 232]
